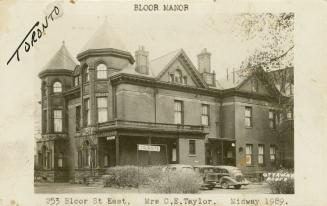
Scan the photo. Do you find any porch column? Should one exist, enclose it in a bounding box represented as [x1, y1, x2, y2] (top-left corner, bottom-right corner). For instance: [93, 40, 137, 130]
[115, 136, 120, 166]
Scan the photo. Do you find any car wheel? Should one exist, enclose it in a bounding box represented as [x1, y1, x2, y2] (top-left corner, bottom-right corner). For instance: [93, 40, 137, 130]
[208, 185, 214, 190]
[234, 185, 242, 189]
[221, 181, 229, 189]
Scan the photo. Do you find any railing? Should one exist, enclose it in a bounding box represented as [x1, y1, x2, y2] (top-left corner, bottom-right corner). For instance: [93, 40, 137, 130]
[97, 120, 204, 133]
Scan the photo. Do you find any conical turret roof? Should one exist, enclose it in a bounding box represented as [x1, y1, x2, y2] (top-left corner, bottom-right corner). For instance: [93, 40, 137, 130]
[80, 18, 126, 52]
[42, 41, 76, 71]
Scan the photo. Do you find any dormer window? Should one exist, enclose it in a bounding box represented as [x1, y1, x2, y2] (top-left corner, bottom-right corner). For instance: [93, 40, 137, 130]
[183, 76, 187, 84]
[97, 63, 107, 79]
[174, 70, 182, 83]
[251, 78, 258, 92]
[53, 81, 62, 93]
[169, 74, 174, 82]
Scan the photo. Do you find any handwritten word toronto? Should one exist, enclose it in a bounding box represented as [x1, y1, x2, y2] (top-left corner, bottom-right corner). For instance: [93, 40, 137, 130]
[6, 6, 61, 65]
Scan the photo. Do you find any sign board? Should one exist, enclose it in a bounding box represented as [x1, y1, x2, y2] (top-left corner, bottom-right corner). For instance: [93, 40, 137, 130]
[138, 144, 160, 152]
[106, 136, 115, 140]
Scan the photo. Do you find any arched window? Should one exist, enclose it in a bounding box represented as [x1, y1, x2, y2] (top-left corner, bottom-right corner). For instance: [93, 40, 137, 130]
[53, 81, 62, 93]
[174, 69, 182, 83]
[96, 63, 107, 79]
[84, 66, 89, 82]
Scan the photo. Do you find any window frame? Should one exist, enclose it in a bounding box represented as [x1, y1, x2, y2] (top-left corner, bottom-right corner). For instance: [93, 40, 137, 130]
[97, 97, 108, 123]
[53, 109, 63, 133]
[201, 104, 210, 126]
[84, 66, 89, 82]
[245, 144, 253, 166]
[251, 78, 259, 92]
[53, 81, 62, 93]
[258, 144, 265, 165]
[174, 100, 184, 124]
[84, 98, 90, 126]
[245, 106, 253, 128]
[189, 140, 196, 155]
[74, 75, 80, 86]
[96, 63, 108, 79]
[75, 105, 81, 131]
[270, 145, 277, 165]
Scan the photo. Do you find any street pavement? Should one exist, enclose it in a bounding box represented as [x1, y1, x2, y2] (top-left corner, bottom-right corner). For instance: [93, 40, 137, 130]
[34, 182, 271, 194]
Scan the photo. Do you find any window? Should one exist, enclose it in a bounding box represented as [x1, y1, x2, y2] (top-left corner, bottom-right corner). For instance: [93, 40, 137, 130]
[84, 99, 90, 126]
[97, 97, 108, 123]
[174, 70, 182, 83]
[258, 144, 265, 165]
[269, 110, 280, 129]
[287, 110, 293, 120]
[76, 106, 81, 131]
[189, 140, 196, 155]
[81, 141, 90, 168]
[169, 74, 174, 82]
[269, 110, 275, 129]
[245, 107, 252, 127]
[53, 81, 62, 93]
[270, 145, 276, 164]
[74, 76, 79, 86]
[251, 78, 258, 92]
[96, 63, 107, 79]
[245, 144, 253, 165]
[174, 100, 183, 124]
[57, 153, 63, 168]
[42, 110, 47, 133]
[53, 110, 62, 132]
[201, 104, 209, 126]
[84, 66, 89, 82]
[183, 76, 187, 84]
[41, 145, 51, 169]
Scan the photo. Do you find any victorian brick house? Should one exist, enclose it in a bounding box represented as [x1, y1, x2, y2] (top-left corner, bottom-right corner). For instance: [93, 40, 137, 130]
[35, 20, 293, 182]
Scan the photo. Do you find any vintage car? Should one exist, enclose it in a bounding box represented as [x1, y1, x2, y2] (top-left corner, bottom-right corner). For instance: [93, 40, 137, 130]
[213, 165, 250, 189]
[193, 165, 218, 190]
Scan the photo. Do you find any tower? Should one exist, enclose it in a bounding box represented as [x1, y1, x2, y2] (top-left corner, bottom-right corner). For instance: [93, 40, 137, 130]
[37, 41, 76, 182]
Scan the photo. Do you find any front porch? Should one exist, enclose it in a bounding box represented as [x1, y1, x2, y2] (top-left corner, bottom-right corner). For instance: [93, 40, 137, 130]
[74, 120, 206, 181]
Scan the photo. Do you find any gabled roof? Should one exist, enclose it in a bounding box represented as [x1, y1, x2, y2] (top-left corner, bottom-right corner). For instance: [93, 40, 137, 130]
[42, 42, 76, 71]
[116, 49, 206, 88]
[149, 49, 182, 77]
[80, 19, 126, 53]
[216, 69, 248, 89]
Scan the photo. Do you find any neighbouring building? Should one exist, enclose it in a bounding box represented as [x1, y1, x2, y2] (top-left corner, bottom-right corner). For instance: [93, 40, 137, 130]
[35, 20, 294, 182]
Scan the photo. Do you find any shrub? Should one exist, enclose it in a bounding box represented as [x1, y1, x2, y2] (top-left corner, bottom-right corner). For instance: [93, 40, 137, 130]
[149, 170, 202, 193]
[104, 165, 163, 188]
[265, 169, 294, 194]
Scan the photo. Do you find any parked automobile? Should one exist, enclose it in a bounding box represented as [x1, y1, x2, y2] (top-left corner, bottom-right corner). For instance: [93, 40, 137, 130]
[213, 165, 250, 189]
[193, 165, 218, 190]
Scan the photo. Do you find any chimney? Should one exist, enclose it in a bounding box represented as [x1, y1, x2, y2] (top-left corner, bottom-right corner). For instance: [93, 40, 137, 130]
[197, 48, 211, 73]
[135, 46, 149, 75]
